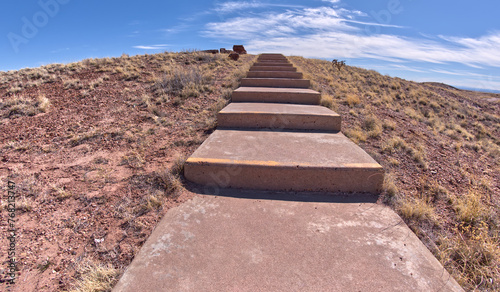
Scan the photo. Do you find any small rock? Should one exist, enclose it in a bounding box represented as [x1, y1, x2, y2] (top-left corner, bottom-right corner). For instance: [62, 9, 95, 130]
[228, 53, 240, 61]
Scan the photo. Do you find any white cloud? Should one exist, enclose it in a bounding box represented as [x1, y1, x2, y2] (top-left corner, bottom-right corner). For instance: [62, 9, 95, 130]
[204, 5, 500, 69]
[133, 44, 169, 50]
[215, 1, 303, 14]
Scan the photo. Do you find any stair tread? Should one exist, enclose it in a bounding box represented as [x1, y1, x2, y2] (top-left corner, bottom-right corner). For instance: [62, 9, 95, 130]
[187, 129, 381, 169]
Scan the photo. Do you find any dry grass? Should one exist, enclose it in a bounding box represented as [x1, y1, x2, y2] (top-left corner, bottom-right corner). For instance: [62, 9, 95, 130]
[346, 94, 361, 107]
[1, 94, 51, 118]
[452, 190, 492, 225]
[438, 222, 500, 290]
[398, 195, 437, 222]
[362, 115, 383, 138]
[70, 261, 119, 292]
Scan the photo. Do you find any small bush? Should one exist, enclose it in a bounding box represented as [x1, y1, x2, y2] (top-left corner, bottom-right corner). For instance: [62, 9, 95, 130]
[155, 65, 211, 99]
[1, 95, 51, 118]
[346, 94, 361, 107]
[452, 191, 491, 225]
[363, 115, 383, 138]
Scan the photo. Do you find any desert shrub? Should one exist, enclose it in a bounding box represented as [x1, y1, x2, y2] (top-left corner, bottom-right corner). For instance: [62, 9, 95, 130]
[155, 65, 212, 98]
[1, 95, 51, 118]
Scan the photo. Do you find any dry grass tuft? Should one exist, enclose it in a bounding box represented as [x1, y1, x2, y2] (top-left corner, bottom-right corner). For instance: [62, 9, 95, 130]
[452, 190, 491, 225]
[363, 115, 383, 138]
[70, 261, 119, 292]
[155, 65, 212, 99]
[398, 195, 436, 221]
[383, 173, 398, 199]
[346, 94, 361, 107]
[1, 94, 51, 118]
[438, 222, 500, 290]
[344, 127, 367, 144]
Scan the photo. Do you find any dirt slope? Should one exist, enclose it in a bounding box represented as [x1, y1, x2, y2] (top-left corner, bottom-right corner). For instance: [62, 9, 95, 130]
[0, 52, 255, 291]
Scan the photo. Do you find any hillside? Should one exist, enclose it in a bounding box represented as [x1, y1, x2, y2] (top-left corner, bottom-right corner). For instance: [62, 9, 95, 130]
[289, 56, 500, 291]
[0, 52, 256, 291]
[0, 52, 499, 291]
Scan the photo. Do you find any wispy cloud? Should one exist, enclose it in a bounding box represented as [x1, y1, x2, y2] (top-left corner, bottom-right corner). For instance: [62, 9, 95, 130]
[133, 44, 169, 50]
[50, 47, 70, 54]
[204, 4, 500, 69]
[215, 1, 303, 14]
[160, 24, 190, 35]
[386, 64, 426, 73]
[204, 7, 370, 40]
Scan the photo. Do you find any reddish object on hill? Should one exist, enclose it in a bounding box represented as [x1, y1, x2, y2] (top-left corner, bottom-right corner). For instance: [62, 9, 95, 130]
[233, 45, 247, 54]
[229, 52, 240, 61]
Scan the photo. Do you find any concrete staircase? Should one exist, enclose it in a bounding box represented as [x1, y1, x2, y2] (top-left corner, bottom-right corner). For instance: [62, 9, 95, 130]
[112, 54, 464, 292]
[184, 54, 384, 193]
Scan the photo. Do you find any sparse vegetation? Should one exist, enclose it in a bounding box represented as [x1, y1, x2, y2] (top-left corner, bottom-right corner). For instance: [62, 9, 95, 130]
[0, 94, 51, 118]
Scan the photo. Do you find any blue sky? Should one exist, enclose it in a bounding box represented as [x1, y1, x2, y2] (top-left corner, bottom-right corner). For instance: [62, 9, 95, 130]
[1, 0, 500, 91]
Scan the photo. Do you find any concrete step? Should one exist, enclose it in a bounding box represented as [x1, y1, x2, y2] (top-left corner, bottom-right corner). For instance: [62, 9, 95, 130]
[258, 53, 286, 59]
[218, 102, 341, 131]
[256, 60, 290, 64]
[253, 62, 294, 67]
[232, 87, 320, 104]
[184, 129, 384, 192]
[247, 71, 303, 79]
[241, 78, 310, 88]
[257, 59, 289, 63]
[258, 56, 288, 60]
[250, 66, 297, 72]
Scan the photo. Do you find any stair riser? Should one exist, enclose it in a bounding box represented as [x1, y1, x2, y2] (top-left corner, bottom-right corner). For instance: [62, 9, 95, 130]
[247, 71, 303, 79]
[259, 54, 286, 58]
[241, 78, 310, 88]
[184, 163, 384, 193]
[257, 58, 288, 62]
[250, 66, 297, 72]
[257, 59, 289, 63]
[218, 113, 341, 131]
[232, 91, 320, 105]
[253, 62, 293, 67]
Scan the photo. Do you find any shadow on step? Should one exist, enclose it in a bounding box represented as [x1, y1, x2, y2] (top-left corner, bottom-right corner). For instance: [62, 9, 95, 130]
[184, 181, 378, 204]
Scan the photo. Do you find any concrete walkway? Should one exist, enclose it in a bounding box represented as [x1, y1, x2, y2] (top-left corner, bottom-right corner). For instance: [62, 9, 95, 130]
[113, 54, 463, 291]
[113, 192, 462, 291]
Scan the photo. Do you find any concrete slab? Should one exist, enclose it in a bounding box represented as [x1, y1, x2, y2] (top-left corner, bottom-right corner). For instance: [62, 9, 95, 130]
[218, 102, 341, 131]
[249, 66, 297, 72]
[247, 71, 303, 79]
[113, 193, 463, 292]
[253, 62, 294, 67]
[232, 87, 320, 104]
[241, 78, 310, 88]
[184, 129, 384, 192]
